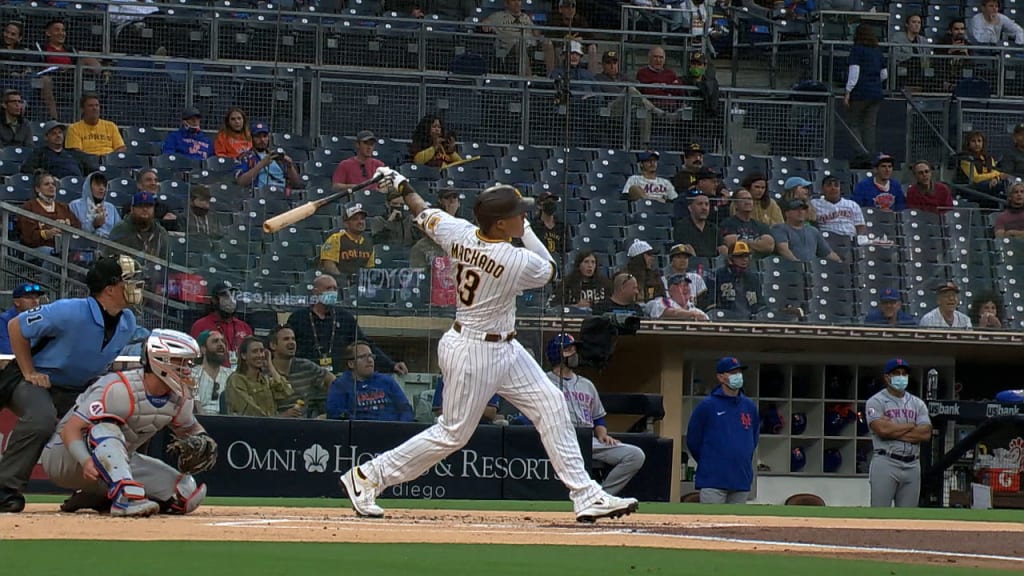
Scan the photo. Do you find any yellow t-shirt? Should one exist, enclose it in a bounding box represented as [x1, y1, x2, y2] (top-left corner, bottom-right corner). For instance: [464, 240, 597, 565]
[65, 119, 125, 156]
[320, 230, 375, 275]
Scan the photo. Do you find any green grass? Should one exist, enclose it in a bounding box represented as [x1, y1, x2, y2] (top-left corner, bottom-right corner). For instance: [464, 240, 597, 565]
[25, 493, 1024, 522]
[1, 542, 1017, 576]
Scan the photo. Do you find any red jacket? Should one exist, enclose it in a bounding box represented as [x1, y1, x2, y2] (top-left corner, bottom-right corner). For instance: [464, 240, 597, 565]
[906, 182, 953, 215]
[190, 313, 253, 367]
[636, 66, 683, 110]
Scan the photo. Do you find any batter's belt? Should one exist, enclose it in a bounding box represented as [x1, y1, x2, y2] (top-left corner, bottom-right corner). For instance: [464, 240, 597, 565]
[876, 450, 918, 463]
[453, 321, 516, 343]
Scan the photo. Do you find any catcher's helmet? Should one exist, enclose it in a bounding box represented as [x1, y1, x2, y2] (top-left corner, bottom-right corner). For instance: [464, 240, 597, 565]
[145, 329, 200, 398]
[546, 333, 576, 366]
[791, 412, 808, 435]
[474, 184, 534, 232]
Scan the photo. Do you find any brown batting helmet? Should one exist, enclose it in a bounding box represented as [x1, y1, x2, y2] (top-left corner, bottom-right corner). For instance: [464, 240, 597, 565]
[473, 184, 534, 232]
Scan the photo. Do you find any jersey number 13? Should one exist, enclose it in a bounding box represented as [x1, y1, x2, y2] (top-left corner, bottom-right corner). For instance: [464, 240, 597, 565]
[455, 263, 482, 306]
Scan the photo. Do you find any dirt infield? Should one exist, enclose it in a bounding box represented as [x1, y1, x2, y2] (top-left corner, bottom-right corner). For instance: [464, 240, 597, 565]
[2, 505, 1023, 570]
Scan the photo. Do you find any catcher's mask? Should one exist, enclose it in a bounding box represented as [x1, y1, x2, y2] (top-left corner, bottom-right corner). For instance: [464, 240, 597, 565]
[145, 329, 200, 397]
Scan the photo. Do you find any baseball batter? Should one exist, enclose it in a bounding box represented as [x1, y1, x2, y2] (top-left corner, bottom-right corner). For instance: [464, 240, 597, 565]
[865, 358, 932, 508]
[339, 167, 639, 522]
[41, 329, 215, 516]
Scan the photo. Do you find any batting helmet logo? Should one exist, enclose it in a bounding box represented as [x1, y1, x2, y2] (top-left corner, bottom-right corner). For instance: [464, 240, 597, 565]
[791, 412, 808, 436]
[791, 447, 807, 472]
[546, 333, 576, 366]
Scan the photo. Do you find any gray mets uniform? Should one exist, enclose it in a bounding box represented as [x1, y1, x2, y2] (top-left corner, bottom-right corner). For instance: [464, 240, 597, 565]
[41, 368, 200, 504]
[865, 388, 931, 507]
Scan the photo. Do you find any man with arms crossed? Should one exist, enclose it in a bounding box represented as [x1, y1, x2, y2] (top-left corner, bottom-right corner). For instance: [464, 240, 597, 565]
[339, 168, 639, 522]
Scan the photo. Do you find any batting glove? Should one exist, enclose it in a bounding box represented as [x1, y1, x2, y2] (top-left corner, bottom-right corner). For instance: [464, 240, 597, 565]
[373, 166, 409, 192]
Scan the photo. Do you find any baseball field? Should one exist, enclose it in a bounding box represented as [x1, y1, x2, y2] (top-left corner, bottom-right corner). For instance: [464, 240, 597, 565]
[1, 497, 1022, 575]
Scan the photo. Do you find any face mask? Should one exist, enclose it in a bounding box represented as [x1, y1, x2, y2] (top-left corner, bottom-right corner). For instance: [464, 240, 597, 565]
[192, 206, 209, 217]
[37, 193, 54, 205]
[218, 295, 236, 315]
[727, 373, 744, 390]
[689, 66, 705, 77]
[541, 202, 557, 215]
[890, 375, 909, 391]
[319, 290, 338, 306]
[565, 354, 579, 369]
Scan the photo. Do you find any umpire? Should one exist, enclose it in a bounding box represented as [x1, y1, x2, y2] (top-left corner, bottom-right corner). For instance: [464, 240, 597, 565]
[0, 255, 141, 513]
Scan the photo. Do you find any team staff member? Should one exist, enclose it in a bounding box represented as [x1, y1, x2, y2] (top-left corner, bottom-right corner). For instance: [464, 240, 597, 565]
[865, 358, 931, 508]
[686, 357, 759, 504]
[0, 255, 141, 513]
[189, 281, 252, 369]
[0, 283, 46, 354]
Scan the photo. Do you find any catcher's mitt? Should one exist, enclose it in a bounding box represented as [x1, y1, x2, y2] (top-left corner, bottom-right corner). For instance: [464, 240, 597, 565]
[166, 434, 218, 474]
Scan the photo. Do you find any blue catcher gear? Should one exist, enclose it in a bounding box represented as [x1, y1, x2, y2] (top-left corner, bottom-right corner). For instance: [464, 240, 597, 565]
[545, 333, 576, 366]
[791, 412, 807, 435]
[823, 448, 843, 473]
[791, 447, 807, 472]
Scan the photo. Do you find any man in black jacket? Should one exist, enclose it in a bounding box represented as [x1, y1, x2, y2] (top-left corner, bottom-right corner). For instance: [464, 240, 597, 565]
[0, 90, 31, 148]
[20, 120, 97, 178]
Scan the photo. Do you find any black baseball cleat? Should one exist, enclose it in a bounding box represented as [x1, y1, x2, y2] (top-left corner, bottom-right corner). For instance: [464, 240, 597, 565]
[0, 490, 26, 513]
[60, 490, 112, 514]
[575, 495, 639, 523]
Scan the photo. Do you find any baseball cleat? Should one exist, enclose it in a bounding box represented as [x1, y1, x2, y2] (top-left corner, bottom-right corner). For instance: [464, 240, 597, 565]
[339, 466, 385, 518]
[110, 498, 160, 518]
[0, 490, 25, 514]
[575, 495, 639, 523]
[61, 490, 112, 514]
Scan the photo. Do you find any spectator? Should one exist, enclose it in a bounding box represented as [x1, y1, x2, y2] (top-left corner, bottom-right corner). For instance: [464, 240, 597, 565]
[905, 161, 954, 215]
[0, 89, 31, 147]
[686, 356, 759, 504]
[995, 182, 1024, 238]
[188, 281, 254, 368]
[636, 46, 683, 112]
[213, 107, 251, 159]
[320, 202, 375, 281]
[0, 22, 30, 79]
[480, 0, 541, 76]
[65, 93, 126, 156]
[0, 283, 45, 354]
[968, 0, 1024, 45]
[681, 52, 720, 117]
[533, 191, 568, 257]
[133, 168, 178, 233]
[936, 19, 972, 92]
[369, 188, 416, 247]
[893, 14, 929, 87]
[556, 249, 612, 309]
[108, 191, 169, 259]
[332, 130, 385, 192]
[233, 120, 302, 190]
[326, 341, 414, 422]
[866, 358, 932, 508]
[623, 150, 677, 203]
[548, 41, 596, 88]
[969, 291, 1005, 330]
[432, 377, 502, 424]
[771, 199, 842, 262]
[671, 143, 706, 195]
[21, 120, 97, 178]
[844, 24, 887, 159]
[17, 170, 80, 255]
[36, 19, 103, 121]
[191, 330, 234, 415]
[863, 287, 918, 327]
[185, 184, 222, 239]
[704, 241, 764, 318]
[542, 0, 601, 75]
[268, 325, 335, 418]
[999, 123, 1024, 178]
[595, 50, 676, 146]
[410, 114, 463, 168]
[161, 106, 212, 160]
[225, 336, 300, 418]
[410, 188, 459, 268]
[919, 281, 973, 329]
[624, 239, 665, 303]
[782, 176, 818, 223]
[959, 130, 1010, 200]
[853, 153, 907, 211]
[662, 243, 707, 298]
[720, 188, 776, 255]
[673, 192, 725, 257]
[744, 172, 783, 227]
[672, 167, 720, 223]
[69, 171, 120, 239]
[644, 273, 709, 321]
[591, 271, 644, 316]
[286, 275, 408, 375]
[546, 334, 646, 495]
[812, 174, 867, 239]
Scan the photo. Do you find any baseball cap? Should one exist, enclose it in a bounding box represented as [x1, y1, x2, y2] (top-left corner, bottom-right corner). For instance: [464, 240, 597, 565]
[730, 240, 751, 256]
[879, 287, 901, 302]
[344, 202, 368, 219]
[638, 150, 660, 162]
[42, 119, 64, 134]
[690, 52, 706, 64]
[210, 280, 237, 297]
[626, 239, 654, 258]
[356, 129, 375, 142]
[438, 187, 459, 199]
[12, 282, 45, 299]
[196, 330, 213, 349]
[684, 143, 704, 156]
[716, 356, 747, 374]
[935, 281, 960, 293]
[181, 106, 201, 120]
[884, 358, 911, 374]
[784, 198, 809, 211]
[784, 176, 812, 189]
[537, 191, 560, 203]
[131, 191, 156, 206]
[696, 166, 719, 180]
[569, 40, 584, 55]
[602, 50, 618, 63]
[874, 153, 895, 167]
[668, 243, 696, 257]
[821, 174, 841, 186]
[666, 273, 691, 286]
[251, 121, 271, 135]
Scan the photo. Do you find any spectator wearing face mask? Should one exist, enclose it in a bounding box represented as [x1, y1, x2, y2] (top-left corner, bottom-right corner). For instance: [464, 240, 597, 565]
[189, 281, 254, 368]
[369, 188, 416, 247]
[703, 241, 764, 318]
[531, 191, 568, 257]
[161, 107, 212, 160]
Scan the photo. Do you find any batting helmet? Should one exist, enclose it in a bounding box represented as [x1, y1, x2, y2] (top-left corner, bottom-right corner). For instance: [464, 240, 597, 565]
[791, 412, 807, 435]
[546, 333, 576, 366]
[761, 404, 785, 435]
[791, 447, 807, 472]
[823, 448, 843, 473]
[473, 184, 534, 232]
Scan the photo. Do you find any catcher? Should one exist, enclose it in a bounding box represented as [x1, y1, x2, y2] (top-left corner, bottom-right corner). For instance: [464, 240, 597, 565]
[41, 329, 217, 517]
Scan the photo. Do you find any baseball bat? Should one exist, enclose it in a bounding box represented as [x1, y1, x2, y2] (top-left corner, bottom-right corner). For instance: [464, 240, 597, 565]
[262, 172, 386, 234]
[441, 155, 481, 171]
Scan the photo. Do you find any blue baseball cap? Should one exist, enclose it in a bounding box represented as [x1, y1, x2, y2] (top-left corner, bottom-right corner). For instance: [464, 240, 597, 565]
[884, 358, 910, 374]
[666, 273, 691, 286]
[716, 356, 747, 374]
[879, 287, 900, 302]
[131, 191, 156, 206]
[638, 150, 660, 162]
[13, 282, 45, 299]
[251, 120, 270, 135]
[784, 176, 812, 189]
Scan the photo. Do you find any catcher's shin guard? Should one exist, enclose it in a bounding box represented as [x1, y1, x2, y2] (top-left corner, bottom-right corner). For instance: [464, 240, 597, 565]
[88, 421, 134, 486]
[161, 474, 207, 515]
